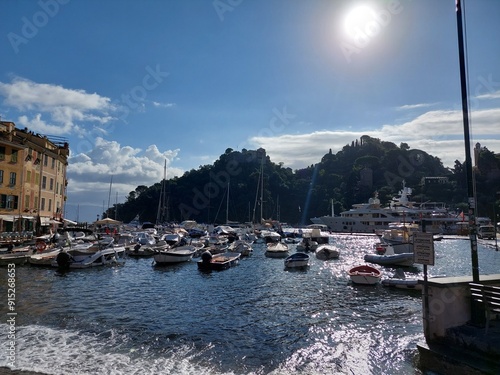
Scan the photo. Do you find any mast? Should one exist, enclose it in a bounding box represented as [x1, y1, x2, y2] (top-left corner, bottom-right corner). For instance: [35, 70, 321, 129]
[156, 160, 166, 225]
[456, 0, 479, 282]
[226, 180, 229, 224]
[260, 156, 264, 223]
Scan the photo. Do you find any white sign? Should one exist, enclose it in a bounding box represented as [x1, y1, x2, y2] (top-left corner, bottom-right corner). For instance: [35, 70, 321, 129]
[413, 232, 434, 266]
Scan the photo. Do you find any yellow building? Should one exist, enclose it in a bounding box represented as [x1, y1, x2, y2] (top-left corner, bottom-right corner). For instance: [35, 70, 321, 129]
[0, 121, 69, 233]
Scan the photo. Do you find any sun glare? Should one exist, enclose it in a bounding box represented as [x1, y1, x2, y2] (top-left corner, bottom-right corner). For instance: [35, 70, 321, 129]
[343, 5, 378, 38]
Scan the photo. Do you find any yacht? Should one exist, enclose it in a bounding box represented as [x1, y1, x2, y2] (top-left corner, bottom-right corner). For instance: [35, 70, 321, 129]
[311, 181, 460, 234]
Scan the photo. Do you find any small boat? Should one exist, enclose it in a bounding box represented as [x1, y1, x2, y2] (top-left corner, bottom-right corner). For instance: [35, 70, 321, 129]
[364, 252, 414, 267]
[348, 265, 382, 285]
[381, 277, 422, 290]
[52, 239, 125, 269]
[315, 245, 340, 260]
[284, 252, 310, 269]
[126, 244, 158, 257]
[153, 245, 197, 265]
[364, 244, 414, 267]
[265, 242, 289, 258]
[197, 250, 240, 271]
[0, 252, 29, 266]
[29, 247, 63, 266]
[229, 240, 253, 257]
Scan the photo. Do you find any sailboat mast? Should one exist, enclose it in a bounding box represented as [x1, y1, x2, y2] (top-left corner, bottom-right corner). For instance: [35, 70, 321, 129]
[226, 181, 229, 224]
[156, 160, 166, 225]
[260, 156, 264, 223]
[456, 0, 479, 282]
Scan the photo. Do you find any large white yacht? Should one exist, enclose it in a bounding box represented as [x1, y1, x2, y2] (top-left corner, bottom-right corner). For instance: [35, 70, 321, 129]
[310, 181, 460, 234]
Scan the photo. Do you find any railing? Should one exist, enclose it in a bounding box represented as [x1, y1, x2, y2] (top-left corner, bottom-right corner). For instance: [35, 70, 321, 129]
[469, 282, 500, 333]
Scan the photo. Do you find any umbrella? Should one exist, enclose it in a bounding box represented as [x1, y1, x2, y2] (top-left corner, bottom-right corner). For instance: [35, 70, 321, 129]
[94, 217, 122, 225]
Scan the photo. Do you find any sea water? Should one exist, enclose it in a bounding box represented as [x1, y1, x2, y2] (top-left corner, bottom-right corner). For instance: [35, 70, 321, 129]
[1, 235, 499, 375]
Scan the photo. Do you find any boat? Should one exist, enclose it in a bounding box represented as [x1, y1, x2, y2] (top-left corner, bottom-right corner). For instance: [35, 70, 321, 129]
[311, 182, 460, 234]
[0, 252, 29, 266]
[28, 247, 63, 266]
[126, 243, 159, 257]
[52, 238, 126, 269]
[315, 245, 340, 260]
[228, 239, 253, 256]
[197, 250, 240, 271]
[296, 238, 318, 252]
[348, 265, 382, 285]
[364, 251, 415, 267]
[153, 244, 197, 265]
[381, 277, 422, 290]
[284, 252, 310, 269]
[265, 242, 289, 258]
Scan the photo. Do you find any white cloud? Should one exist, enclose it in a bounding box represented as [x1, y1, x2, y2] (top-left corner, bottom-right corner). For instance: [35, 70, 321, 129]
[251, 108, 500, 170]
[153, 101, 175, 108]
[0, 77, 114, 135]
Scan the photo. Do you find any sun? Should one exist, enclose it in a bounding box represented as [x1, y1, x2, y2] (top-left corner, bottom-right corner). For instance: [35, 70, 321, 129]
[343, 4, 378, 39]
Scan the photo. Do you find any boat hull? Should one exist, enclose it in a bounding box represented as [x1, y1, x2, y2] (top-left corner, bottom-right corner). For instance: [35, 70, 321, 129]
[197, 251, 240, 271]
[348, 265, 382, 285]
[153, 248, 196, 264]
[284, 252, 310, 268]
[364, 253, 414, 267]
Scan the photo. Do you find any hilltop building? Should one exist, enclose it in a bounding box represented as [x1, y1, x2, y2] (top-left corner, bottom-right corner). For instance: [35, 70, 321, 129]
[0, 121, 69, 233]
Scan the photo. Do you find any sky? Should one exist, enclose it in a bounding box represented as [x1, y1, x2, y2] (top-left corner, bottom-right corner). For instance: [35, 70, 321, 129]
[1, 0, 500, 223]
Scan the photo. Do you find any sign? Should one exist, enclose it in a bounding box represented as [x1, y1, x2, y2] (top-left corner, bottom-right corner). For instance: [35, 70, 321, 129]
[413, 232, 434, 266]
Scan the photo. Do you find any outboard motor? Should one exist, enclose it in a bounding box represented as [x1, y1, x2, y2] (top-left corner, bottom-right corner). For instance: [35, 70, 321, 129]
[56, 252, 72, 269]
[201, 250, 213, 264]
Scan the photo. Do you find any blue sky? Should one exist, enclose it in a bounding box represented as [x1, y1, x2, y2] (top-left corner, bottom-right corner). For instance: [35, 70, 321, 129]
[1, 0, 499, 223]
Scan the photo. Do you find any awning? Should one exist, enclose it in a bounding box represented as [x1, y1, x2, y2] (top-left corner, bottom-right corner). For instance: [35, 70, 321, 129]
[0, 215, 15, 222]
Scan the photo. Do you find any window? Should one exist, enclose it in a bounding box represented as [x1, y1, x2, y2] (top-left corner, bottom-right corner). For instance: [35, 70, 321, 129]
[50, 178, 54, 191]
[35, 173, 39, 185]
[0, 170, 3, 184]
[48, 199, 52, 212]
[27, 170, 31, 183]
[6, 195, 18, 210]
[11, 150, 18, 163]
[42, 176, 46, 189]
[25, 195, 30, 210]
[9, 172, 16, 186]
[51, 157, 55, 169]
[43, 154, 48, 166]
[41, 198, 45, 211]
[0, 146, 5, 160]
[34, 196, 38, 211]
[56, 182, 59, 195]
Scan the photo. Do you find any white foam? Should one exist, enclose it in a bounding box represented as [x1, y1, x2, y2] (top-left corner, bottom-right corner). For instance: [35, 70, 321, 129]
[0, 323, 237, 375]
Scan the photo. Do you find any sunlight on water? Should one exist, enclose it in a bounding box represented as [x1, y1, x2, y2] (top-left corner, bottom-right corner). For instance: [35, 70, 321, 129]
[0, 236, 498, 374]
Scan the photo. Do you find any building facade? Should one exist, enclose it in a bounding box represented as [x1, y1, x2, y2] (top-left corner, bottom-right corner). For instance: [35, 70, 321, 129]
[0, 121, 69, 232]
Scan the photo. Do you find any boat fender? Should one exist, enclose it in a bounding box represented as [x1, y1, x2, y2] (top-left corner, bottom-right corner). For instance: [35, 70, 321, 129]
[36, 241, 47, 252]
[56, 251, 72, 269]
[201, 250, 213, 263]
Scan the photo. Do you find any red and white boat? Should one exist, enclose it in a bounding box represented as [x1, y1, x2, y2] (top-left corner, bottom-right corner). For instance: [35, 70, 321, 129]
[348, 264, 382, 285]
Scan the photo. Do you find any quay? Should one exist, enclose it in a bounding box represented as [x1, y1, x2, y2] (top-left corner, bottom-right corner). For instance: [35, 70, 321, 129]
[417, 274, 500, 375]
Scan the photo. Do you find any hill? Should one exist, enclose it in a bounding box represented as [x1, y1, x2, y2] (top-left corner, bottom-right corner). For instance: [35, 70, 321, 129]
[108, 136, 500, 226]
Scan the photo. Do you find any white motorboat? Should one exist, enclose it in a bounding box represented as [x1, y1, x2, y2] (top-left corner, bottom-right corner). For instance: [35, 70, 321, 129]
[153, 244, 197, 265]
[315, 245, 340, 260]
[265, 242, 289, 258]
[229, 240, 253, 256]
[284, 252, 310, 269]
[52, 239, 125, 269]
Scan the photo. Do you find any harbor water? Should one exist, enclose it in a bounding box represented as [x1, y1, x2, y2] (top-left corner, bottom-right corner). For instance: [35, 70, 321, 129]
[1, 235, 500, 375]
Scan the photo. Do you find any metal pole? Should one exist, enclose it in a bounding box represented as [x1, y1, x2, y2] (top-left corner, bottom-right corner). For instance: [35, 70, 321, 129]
[456, 0, 479, 282]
